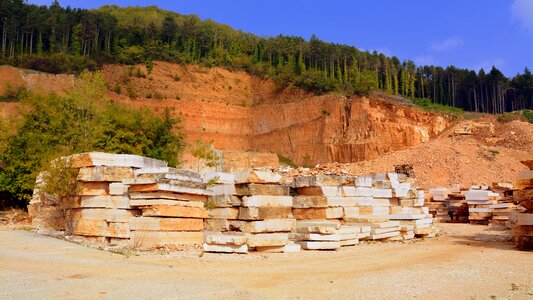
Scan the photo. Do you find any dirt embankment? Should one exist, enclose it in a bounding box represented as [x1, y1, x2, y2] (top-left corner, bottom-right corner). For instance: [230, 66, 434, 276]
[348, 118, 533, 189]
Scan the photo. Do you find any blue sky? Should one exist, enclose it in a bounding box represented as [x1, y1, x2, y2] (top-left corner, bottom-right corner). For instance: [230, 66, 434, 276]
[29, 0, 533, 77]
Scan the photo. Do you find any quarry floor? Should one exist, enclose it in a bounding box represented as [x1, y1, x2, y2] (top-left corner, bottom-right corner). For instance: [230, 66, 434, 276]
[0, 224, 532, 300]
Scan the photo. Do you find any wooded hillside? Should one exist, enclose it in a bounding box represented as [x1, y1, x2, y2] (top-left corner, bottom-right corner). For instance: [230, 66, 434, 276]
[1, 0, 532, 113]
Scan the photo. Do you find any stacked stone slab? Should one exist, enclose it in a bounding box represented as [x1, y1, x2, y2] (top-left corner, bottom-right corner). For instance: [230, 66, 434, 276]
[447, 185, 469, 223]
[388, 176, 434, 240]
[349, 173, 435, 241]
[202, 171, 250, 254]
[512, 161, 533, 250]
[428, 187, 451, 223]
[203, 169, 299, 253]
[203, 172, 241, 233]
[292, 173, 435, 243]
[293, 220, 341, 250]
[465, 189, 500, 225]
[28, 152, 208, 250]
[125, 168, 209, 249]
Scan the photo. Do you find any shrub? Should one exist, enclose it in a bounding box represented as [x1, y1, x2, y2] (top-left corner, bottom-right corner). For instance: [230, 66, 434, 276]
[0, 71, 185, 205]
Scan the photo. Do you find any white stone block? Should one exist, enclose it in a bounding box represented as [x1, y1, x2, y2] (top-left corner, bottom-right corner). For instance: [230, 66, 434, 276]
[355, 176, 373, 187]
[242, 196, 293, 207]
[297, 241, 340, 250]
[109, 183, 127, 195]
[372, 188, 393, 198]
[203, 243, 248, 253]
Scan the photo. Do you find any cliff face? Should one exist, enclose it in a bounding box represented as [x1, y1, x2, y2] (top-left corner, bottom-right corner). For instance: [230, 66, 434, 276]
[250, 95, 447, 164]
[1, 62, 450, 165]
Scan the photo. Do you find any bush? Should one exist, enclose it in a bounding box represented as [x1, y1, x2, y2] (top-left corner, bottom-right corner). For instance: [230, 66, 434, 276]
[409, 97, 463, 114]
[0, 71, 185, 205]
[522, 110, 533, 123]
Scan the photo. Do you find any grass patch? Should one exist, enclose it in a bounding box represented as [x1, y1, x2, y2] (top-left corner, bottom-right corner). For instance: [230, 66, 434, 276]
[408, 97, 463, 114]
[277, 154, 298, 168]
[522, 110, 533, 123]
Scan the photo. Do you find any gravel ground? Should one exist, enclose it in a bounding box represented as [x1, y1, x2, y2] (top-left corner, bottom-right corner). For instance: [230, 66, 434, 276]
[0, 224, 532, 300]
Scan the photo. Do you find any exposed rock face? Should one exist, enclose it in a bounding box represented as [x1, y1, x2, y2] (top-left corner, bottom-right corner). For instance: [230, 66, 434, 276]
[251, 95, 448, 164]
[0, 62, 450, 166]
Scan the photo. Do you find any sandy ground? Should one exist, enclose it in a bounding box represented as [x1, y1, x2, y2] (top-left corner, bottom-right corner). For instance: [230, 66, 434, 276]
[0, 224, 532, 300]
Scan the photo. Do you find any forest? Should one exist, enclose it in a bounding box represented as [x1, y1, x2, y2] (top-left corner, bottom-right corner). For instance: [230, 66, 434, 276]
[1, 0, 532, 114]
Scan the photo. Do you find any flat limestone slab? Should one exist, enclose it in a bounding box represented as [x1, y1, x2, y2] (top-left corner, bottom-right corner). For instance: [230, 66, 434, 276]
[77, 196, 130, 209]
[293, 207, 343, 220]
[338, 226, 361, 234]
[389, 214, 427, 220]
[297, 241, 340, 250]
[208, 184, 237, 196]
[131, 231, 203, 249]
[208, 208, 239, 219]
[344, 216, 390, 224]
[297, 186, 370, 197]
[130, 199, 204, 208]
[517, 214, 533, 226]
[77, 167, 134, 182]
[129, 184, 211, 196]
[355, 176, 373, 187]
[129, 192, 207, 202]
[203, 243, 248, 253]
[372, 188, 393, 198]
[130, 217, 203, 231]
[234, 170, 283, 184]
[390, 206, 424, 215]
[109, 183, 128, 195]
[343, 207, 360, 218]
[71, 152, 167, 169]
[369, 231, 400, 240]
[296, 220, 340, 234]
[339, 233, 358, 241]
[241, 196, 293, 207]
[255, 244, 301, 253]
[400, 218, 433, 225]
[340, 239, 359, 246]
[246, 233, 289, 247]
[141, 205, 208, 218]
[70, 208, 139, 222]
[291, 175, 355, 188]
[402, 233, 415, 240]
[293, 233, 341, 241]
[229, 219, 292, 233]
[71, 220, 130, 238]
[204, 233, 247, 245]
[204, 218, 230, 232]
[206, 195, 242, 208]
[292, 196, 328, 208]
[324, 197, 357, 207]
[358, 232, 370, 239]
[238, 207, 293, 220]
[359, 206, 389, 216]
[201, 171, 235, 184]
[78, 182, 109, 196]
[372, 226, 401, 234]
[235, 184, 289, 196]
[355, 198, 389, 207]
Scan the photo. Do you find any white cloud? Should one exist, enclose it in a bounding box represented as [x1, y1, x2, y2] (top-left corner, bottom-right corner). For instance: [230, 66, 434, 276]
[473, 58, 506, 72]
[512, 0, 533, 33]
[414, 55, 435, 66]
[430, 37, 463, 52]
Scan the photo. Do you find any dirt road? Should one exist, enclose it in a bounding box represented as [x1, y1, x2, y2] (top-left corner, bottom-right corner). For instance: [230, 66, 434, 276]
[1, 224, 532, 299]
